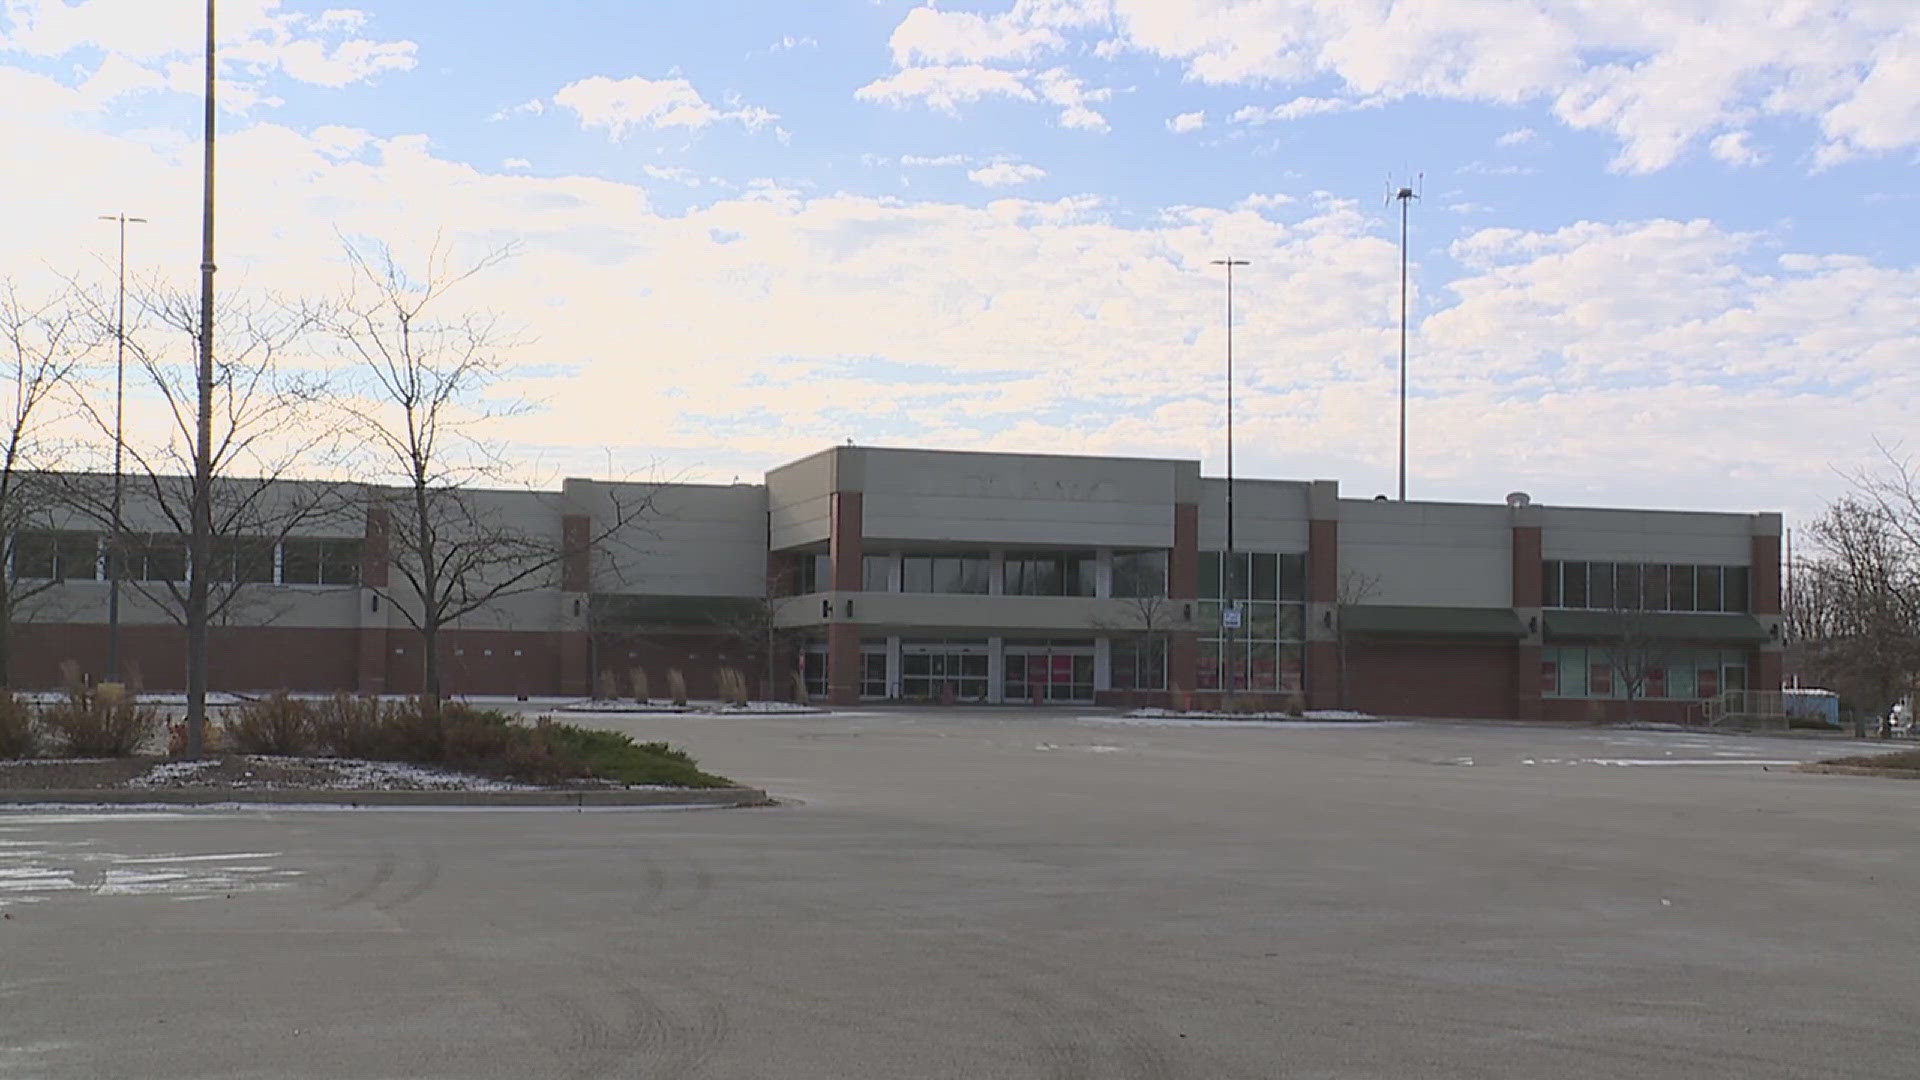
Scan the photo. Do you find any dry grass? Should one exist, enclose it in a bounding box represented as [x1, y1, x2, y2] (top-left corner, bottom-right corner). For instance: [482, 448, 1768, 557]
[223, 691, 318, 756]
[43, 662, 161, 757]
[1822, 748, 1920, 772]
[0, 693, 38, 759]
[667, 667, 688, 706]
[629, 667, 650, 703]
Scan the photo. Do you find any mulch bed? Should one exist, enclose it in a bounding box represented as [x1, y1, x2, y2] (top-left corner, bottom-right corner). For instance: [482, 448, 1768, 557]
[1800, 747, 1920, 779]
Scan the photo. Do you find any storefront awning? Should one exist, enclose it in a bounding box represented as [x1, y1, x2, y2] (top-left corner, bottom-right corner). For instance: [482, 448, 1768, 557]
[1342, 605, 1528, 640]
[1542, 610, 1769, 644]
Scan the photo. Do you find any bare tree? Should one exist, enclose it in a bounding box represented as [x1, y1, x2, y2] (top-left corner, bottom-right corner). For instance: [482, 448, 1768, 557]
[1093, 593, 1178, 699]
[1593, 565, 1666, 722]
[1792, 495, 1920, 735]
[55, 282, 346, 703]
[707, 565, 807, 702]
[1333, 569, 1381, 708]
[325, 240, 651, 712]
[0, 282, 94, 686]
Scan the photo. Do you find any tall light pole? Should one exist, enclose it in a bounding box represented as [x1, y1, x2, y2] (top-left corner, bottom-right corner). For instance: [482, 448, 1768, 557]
[98, 212, 146, 683]
[186, 0, 217, 756]
[1212, 257, 1248, 708]
[1393, 183, 1417, 501]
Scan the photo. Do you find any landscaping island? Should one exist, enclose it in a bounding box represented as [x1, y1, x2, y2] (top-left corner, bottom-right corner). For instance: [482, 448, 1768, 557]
[1799, 747, 1920, 780]
[0, 681, 767, 807]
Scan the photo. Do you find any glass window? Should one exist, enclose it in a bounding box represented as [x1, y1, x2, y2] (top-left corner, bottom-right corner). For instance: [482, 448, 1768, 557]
[1250, 553, 1277, 602]
[793, 553, 831, 594]
[1668, 564, 1695, 612]
[1279, 554, 1306, 602]
[282, 539, 323, 584]
[860, 650, 888, 698]
[1642, 564, 1668, 612]
[1004, 552, 1092, 596]
[1223, 552, 1250, 603]
[140, 535, 187, 582]
[1646, 664, 1666, 698]
[323, 540, 362, 586]
[942, 555, 990, 594]
[1541, 657, 1560, 696]
[863, 554, 893, 592]
[1562, 561, 1587, 608]
[1559, 647, 1587, 697]
[1542, 561, 1561, 607]
[1590, 662, 1613, 697]
[1277, 603, 1305, 641]
[1112, 638, 1167, 690]
[902, 556, 933, 594]
[1722, 565, 1748, 613]
[55, 533, 98, 581]
[11, 531, 57, 579]
[1696, 565, 1723, 613]
[1588, 562, 1615, 611]
[1615, 563, 1643, 611]
[1199, 551, 1221, 600]
[1112, 551, 1168, 598]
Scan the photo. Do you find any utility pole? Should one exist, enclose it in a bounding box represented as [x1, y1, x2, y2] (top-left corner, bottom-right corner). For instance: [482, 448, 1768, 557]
[1393, 181, 1418, 502]
[187, 0, 217, 756]
[97, 212, 147, 684]
[1212, 257, 1248, 709]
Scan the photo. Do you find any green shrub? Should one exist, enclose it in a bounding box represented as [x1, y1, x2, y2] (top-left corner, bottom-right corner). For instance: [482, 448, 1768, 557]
[544, 723, 731, 788]
[224, 692, 318, 755]
[43, 662, 160, 757]
[0, 693, 38, 759]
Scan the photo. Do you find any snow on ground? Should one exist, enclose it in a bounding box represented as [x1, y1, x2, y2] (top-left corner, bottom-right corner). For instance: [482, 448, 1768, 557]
[557, 699, 827, 716]
[124, 756, 537, 792]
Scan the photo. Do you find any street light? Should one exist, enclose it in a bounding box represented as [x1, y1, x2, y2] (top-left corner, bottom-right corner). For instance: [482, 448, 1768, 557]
[99, 212, 147, 683]
[1212, 257, 1248, 709]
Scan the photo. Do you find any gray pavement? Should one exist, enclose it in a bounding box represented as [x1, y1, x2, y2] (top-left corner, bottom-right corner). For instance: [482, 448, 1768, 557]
[2, 710, 1916, 1078]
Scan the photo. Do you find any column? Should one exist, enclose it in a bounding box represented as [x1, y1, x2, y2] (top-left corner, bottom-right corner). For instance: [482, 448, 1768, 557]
[1751, 513, 1784, 694]
[827, 491, 864, 706]
[1511, 505, 1544, 721]
[1305, 480, 1340, 710]
[355, 503, 390, 695]
[1168, 501, 1199, 701]
[558, 513, 592, 697]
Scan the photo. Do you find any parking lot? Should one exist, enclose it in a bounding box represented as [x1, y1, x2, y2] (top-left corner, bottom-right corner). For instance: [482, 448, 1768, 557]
[3, 710, 1917, 1079]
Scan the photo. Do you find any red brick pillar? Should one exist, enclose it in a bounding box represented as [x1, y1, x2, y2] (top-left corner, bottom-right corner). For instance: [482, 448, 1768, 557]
[1168, 501, 1199, 700]
[827, 492, 863, 705]
[1306, 513, 1339, 710]
[1512, 517, 1544, 721]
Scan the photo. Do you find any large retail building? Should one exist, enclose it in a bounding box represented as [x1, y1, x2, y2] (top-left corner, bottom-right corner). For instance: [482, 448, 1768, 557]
[11, 444, 1781, 722]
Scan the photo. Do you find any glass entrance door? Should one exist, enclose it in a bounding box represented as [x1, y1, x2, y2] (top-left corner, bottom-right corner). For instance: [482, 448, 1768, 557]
[1004, 641, 1095, 704]
[901, 640, 989, 702]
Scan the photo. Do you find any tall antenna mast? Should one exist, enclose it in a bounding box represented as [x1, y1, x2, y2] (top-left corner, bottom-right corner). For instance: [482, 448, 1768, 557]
[1392, 175, 1419, 501]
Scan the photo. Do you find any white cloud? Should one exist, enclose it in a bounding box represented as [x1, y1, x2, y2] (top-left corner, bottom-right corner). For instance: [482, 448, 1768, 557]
[489, 97, 545, 122]
[1709, 131, 1767, 167]
[901, 153, 969, 167]
[1230, 95, 1385, 125]
[854, 65, 1036, 113]
[888, 6, 1062, 66]
[968, 161, 1047, 187]
[643, 164, 702, 186]
[552, 75, 777, 139]
[1496, 127, 1536, 146]
[1034, 66, 1111, 131]
[877, 0, 1920, 171]
[1167, 110, 1206, 134]
[769, 35, 818, 53]
[502, 157, 531, 170]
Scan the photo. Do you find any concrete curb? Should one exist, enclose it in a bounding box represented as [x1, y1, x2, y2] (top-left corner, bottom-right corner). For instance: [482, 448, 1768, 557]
[1795, 764, 1920, 781]
[0, 785, 772, 808]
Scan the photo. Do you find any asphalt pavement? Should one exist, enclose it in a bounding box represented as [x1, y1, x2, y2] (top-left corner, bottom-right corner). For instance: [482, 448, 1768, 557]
[2, 710, 1916, 1079]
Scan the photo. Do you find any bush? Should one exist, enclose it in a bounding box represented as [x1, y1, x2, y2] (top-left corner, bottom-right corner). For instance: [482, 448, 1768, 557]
[595, 668, 618, 700]
[44, 662, 160, 756]
[313, 693, 387, 758]
[667, 667, 688, 706]
[223, 692, 318, 755]
[0, 693, 39, 759]
[629, 667, 650, 703]
[544, 723, 732, 788]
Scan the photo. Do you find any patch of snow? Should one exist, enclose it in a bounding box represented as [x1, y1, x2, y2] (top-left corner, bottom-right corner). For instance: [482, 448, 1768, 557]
[128, 759, 219, 787]
[320, 759, 536, 792]
[1304, 709, 1375, 720]
[1583, 758, 1802, 767]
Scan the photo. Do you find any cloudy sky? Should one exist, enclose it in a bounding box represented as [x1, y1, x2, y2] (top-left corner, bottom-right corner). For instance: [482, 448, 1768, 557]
[3, 0, 1917, 524]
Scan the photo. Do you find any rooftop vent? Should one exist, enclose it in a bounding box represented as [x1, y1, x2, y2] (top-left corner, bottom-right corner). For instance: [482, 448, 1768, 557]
[1505, 491, 1532, 508]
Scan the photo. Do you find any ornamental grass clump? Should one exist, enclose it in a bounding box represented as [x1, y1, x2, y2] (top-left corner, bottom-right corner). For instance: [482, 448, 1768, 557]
[629, 667, 650, 703]
[43, 661, 160, 757]
[667, 667, 688, 706]
[313, 693, 386, 759]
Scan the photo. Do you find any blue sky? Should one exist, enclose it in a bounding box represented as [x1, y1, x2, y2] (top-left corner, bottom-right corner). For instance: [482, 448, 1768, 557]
[3, 0, 1918, 523]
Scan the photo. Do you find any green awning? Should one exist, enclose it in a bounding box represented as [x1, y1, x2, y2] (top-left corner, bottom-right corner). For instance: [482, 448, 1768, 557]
[1342, 605, 1527, 639]
[1542, 610, 1769, 644]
